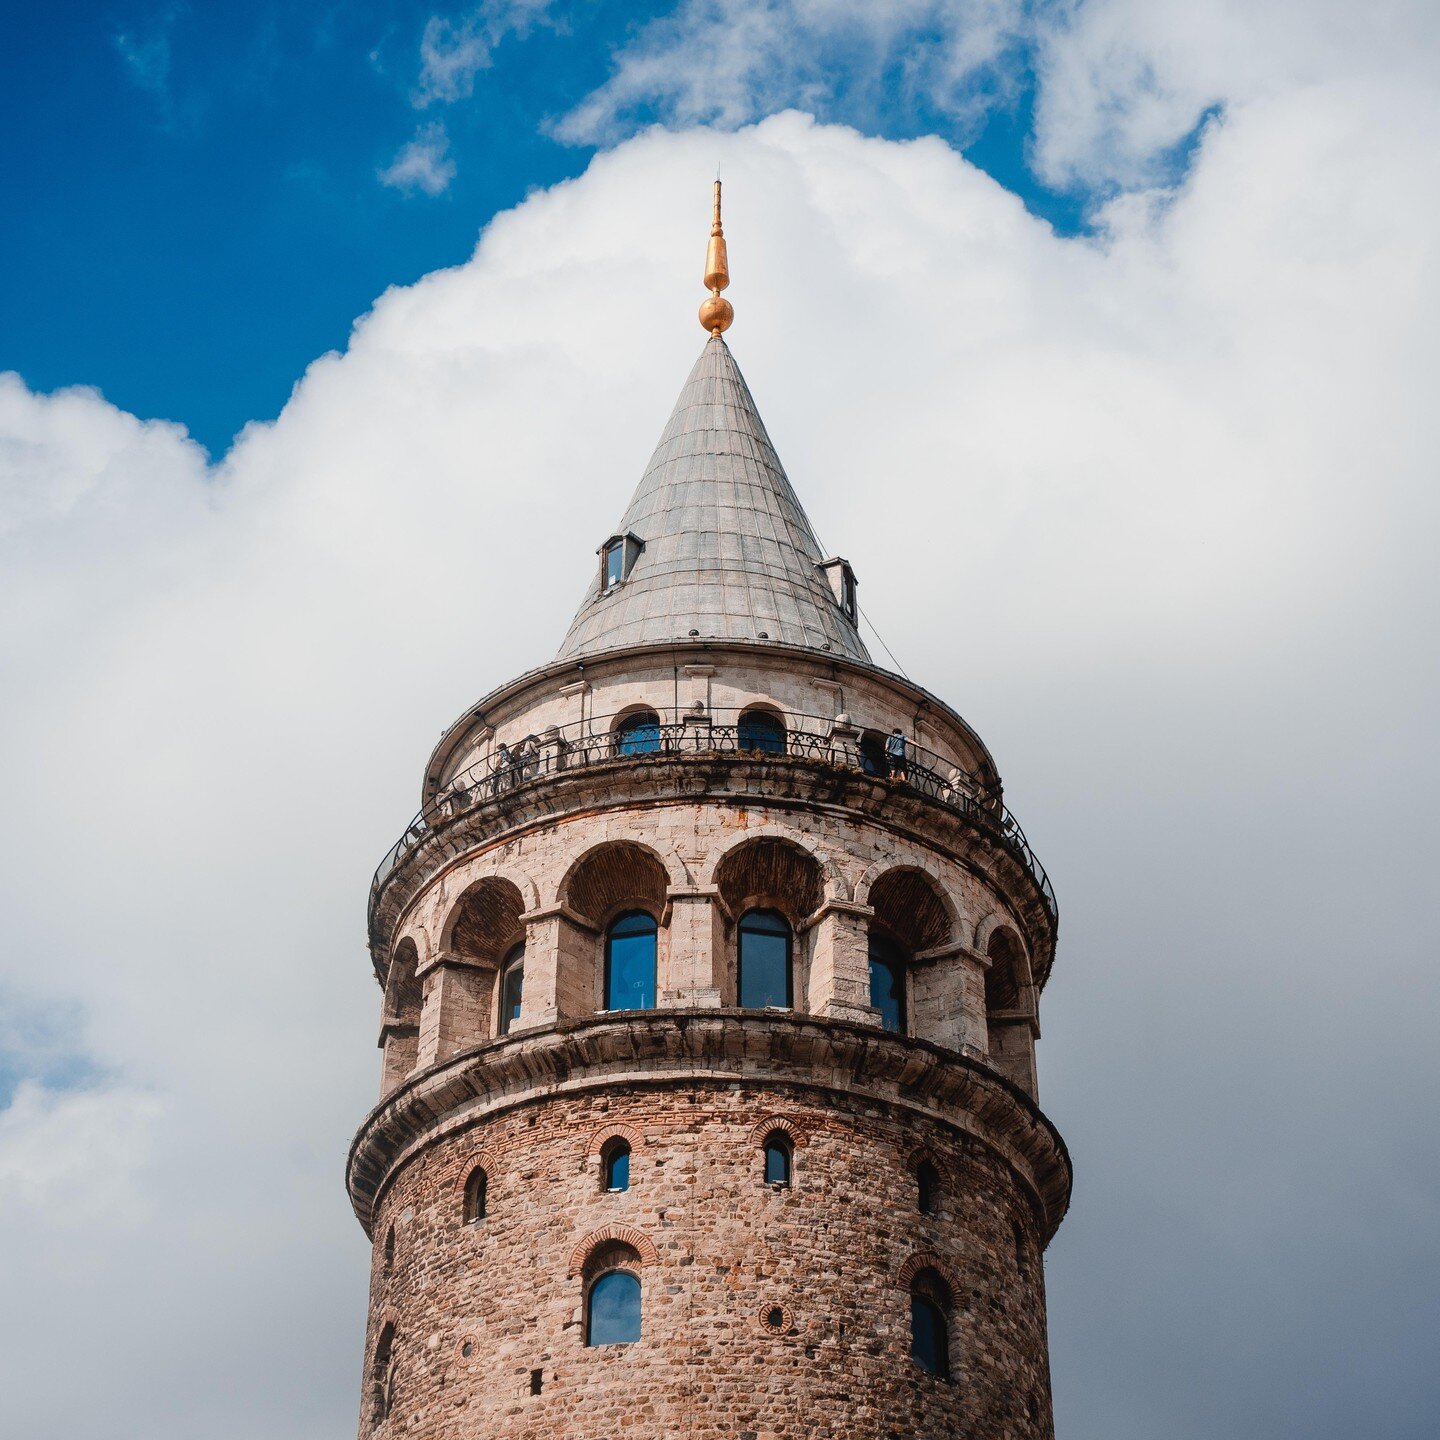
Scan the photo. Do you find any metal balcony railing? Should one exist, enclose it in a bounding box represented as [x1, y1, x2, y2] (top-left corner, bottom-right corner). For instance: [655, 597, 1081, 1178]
[370, 710, 1056, 928]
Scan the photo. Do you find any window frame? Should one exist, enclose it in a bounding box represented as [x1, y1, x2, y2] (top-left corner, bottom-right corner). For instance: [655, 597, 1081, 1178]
[463, 1166, 488, 1224]
[867, 932, 909, 1035]
[737, 708, 788, 756]
[584, 1266, 642, 1347]
[497, 943, 525, 1036]
[615, 709, 662, 756]
[737, 908, 794, 1010]
[763, 1130, 793, 1188]
[604, 909, 658, 1012]
[601, 1138, 632, 1193]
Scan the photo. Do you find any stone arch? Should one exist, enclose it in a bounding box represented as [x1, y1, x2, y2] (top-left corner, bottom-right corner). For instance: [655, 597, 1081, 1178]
[904, 1144, 948, 1180]
[568, 1225, 659, 1278]
[584, 1122, 642, 1163]
[973, 910, 1030, 967]
[748, 1114, 811, 1148]
[698, 825, 850, 904]
[896, 1251, 960, 1295]
[440, 876, 527, 961]
[866, 867, 960, 954]
[857, 856, 971, 948]
[559, 840, 674, 929]
[982, 921, 1038, 1100]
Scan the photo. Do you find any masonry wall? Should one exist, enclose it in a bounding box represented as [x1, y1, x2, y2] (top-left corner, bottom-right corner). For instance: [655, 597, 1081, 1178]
[363, 1081, 1054, 1440]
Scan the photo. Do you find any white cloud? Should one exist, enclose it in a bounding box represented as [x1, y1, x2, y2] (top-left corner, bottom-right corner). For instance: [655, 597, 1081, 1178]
[378, 120, 457, 194]
[414, 1, 558, 106]
[3, 16, 1439, 1436]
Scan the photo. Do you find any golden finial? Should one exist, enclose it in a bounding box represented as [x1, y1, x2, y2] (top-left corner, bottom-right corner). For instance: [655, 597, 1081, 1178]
[699, 178, 734, 337]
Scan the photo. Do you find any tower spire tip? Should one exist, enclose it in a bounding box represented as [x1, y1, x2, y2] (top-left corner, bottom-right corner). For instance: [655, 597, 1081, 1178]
[699, 178, 734, 337]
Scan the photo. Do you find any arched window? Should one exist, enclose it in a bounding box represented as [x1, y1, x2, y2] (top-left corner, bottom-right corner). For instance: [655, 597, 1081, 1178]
[464, 1167, 487, 1223]
[763, 1131, 793, 1187]
[586, 1268, 642, 1346]
[371, 1322, 396, 1420]
[497, 944, 524, 1035]
[738, 709, 787, 756]
[910, 1269, 952, 1378]
[605, 911, 657, 1011]
[868, 934, 907, 1034]
[738, 909, 792, 1009]
[601, 1138, 631, 1192]
[615, 710, 661, 756]
[917, 1160, 940, 1216]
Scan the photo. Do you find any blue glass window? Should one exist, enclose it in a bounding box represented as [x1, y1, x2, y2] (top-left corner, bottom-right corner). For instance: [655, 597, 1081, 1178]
[738, 709, 787, 755]
[603, 1140, 631, 1192]
[586, 1270, 641, 1346]
[911, 1292, 950, 1377]
[605, 911, 657, 1010]
[738, 910, 792, 1009]
[764, 1134, 792, 1186]
[604, 541, 625, 589]
[616, 711, 661, 755]
[868, 936, 907, 1034]
[498, 945, 524, 1035]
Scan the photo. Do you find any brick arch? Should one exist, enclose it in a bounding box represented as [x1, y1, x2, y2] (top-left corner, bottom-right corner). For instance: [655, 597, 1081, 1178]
[567, 1225, 659, 1278]
[585, 1122, 641, 1162]
[697, 825, 850, 903]
[556, 839, 677, 927]
[866, 867, 960, 954]
[904, 1145, 948, 1180]
[897, 1251, 960, 1295]
[973, 911, 1029, 967]
[452, 1146, 501, 1194]
[440, 876, 528, 961]
[857, 857, 970, 949]
[748, 1114, 810, 1148]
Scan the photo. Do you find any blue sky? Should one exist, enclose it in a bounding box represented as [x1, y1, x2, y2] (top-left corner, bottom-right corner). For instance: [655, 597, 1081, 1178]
[1, 1, 1095, 456]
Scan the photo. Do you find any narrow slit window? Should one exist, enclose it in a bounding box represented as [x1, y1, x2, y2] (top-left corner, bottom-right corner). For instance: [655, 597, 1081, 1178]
[498, 944, 525, 1035]
[602, 1139, 631, 1192]
[763, 1132, 793, 1187]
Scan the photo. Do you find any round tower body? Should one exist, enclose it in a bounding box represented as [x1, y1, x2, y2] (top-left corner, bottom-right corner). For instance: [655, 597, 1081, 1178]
[349, 335, 1070, 1439]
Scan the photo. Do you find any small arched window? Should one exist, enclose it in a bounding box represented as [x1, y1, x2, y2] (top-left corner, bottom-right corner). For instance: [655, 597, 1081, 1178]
[738, 909, 792, 1010]
[616, 710, 661, 756]
[382, 1225, 395, 1274]
[605, 911, 657, 1011]
[371, 1321, 396, 1420]
[917, 1159, 940, 1216]
[763, 1131, 793, 1187]
[738, 709, 787, 756]
[464, 1167, 487, 1223]
[586, 1268, 642, 1346]
[601, 1138, 631, 1192]
[868, 934, 907, 1034]
[910, 1269, 952, 1378]
[498, 944, 524, 1035]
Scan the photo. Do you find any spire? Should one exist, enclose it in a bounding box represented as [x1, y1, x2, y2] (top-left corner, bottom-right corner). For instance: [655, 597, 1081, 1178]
[699, 179, 734, 338]
[556, 334, 870, 664]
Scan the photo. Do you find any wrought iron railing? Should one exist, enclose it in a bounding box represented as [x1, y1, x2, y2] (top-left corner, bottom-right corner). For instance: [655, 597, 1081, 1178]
[370, 710, 1056, 927]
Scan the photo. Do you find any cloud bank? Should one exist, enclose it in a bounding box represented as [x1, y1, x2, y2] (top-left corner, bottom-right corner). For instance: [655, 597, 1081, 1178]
[3, 12, 1439, 1437]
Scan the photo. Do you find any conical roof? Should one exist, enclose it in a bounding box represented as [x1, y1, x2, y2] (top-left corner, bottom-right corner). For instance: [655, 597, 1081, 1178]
[556, 336, 870, 663]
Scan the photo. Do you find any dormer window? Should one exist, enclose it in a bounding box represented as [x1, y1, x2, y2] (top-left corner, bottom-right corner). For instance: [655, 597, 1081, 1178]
[600, 532, 643, 591]
[818, 557, 858, 623]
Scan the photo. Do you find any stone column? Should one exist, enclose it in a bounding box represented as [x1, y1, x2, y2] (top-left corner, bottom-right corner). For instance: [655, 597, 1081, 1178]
[415, 952, 495, 1067]
[664, 887, 724, 1007]
[378, 1020, 419, 1096]
[908, 941, 971, 1052]
[807, 900, 876, 1024]
[955, 946, 992, 1060]
[518, 905, 598, 1028]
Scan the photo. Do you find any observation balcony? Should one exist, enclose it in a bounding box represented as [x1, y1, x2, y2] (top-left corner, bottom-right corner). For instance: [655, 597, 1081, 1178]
[368, 710, 1056, 952]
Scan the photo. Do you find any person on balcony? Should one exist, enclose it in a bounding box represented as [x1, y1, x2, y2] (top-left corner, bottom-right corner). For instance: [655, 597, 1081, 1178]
[886, 728, 908, 780]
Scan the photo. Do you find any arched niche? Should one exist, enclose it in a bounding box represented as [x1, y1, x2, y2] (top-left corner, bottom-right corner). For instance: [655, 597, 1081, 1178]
[380, 939, 421, 1096]
[867, 867, 961, 1047]
[554, 841, 672, 1018]
[714, 837, 825, 1010]
[424, 877, 527, 1057]
[985, 926, 1038, 1100]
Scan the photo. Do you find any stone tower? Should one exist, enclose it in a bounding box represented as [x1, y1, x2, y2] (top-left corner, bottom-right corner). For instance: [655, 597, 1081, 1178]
[349, 186, 1070, 1439]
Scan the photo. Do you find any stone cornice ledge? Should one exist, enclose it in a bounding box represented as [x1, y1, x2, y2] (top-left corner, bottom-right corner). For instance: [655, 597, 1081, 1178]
[347, 1012, 1072, 1243]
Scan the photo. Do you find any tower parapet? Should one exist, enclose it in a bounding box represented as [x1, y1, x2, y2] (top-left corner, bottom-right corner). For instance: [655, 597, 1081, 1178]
[351, 198, 1069, 1439]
